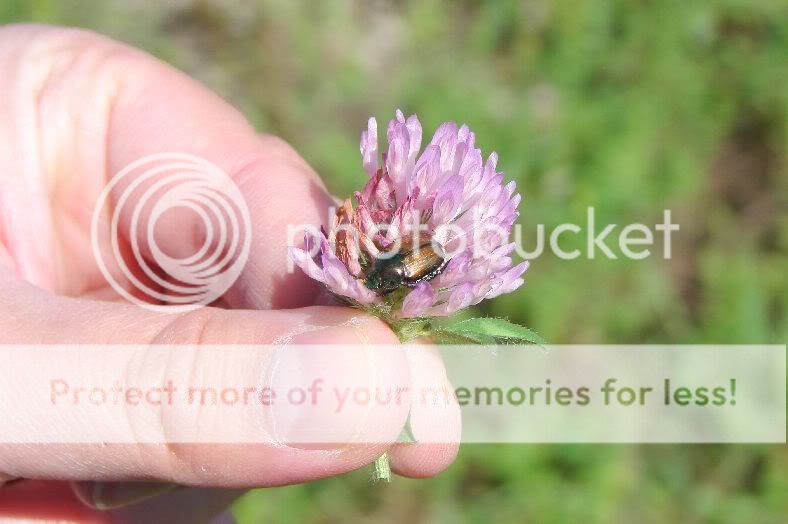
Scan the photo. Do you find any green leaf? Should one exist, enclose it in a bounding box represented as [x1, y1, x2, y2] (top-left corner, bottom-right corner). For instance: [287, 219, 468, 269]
[432, 329, 498, 346]
[438, 317, 547, 346]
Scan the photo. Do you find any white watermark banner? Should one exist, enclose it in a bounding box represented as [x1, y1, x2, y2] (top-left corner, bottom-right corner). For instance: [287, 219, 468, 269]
[443, 345, 784, 443]
[0, 345, 783, 444]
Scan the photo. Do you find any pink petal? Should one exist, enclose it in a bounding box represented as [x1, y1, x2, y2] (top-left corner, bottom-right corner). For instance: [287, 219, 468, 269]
[401, 281, 437, 318]
[402, 111, 423, 161]
[410, 144, 441, 207]
[430, 174, 465, 227]
[349, 280, 379, 304]
[487, 261, 529, 298]
[446, 282, 475, 314]
[431, 251, 471, 288]
[288, 247, 324, 283]
[360, 117, 378, 177]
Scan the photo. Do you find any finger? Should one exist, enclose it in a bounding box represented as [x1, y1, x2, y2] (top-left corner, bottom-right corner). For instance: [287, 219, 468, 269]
[0, 480, 104, 522]
[0, 278, 412, 486]
[0, 24, 331, 308]
[0, 480, 237, 524]
[71, 481, 178, 511]
[71, 483, 243, 523]
[389, 343, 461, 478]
[67, 351, 460, 505]
[0, 472, 13, 486]
[100, 486, 242, 524]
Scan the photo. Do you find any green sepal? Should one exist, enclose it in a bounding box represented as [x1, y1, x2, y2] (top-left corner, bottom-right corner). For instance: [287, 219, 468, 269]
[389, 317, 432, 342]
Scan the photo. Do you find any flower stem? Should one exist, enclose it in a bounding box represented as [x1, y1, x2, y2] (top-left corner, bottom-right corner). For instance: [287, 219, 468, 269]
[371, 452, 391, 483]
[368, 319, 428, 483]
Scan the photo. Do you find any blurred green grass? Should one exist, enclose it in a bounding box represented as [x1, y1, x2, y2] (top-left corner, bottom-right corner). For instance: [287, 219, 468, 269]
[2, 0, 786, 522]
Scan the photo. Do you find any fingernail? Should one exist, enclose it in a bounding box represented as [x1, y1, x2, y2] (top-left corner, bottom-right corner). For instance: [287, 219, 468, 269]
[73, 481, 177, 510]
[268, 325, 410, 449]
[402, 344, 462, 444]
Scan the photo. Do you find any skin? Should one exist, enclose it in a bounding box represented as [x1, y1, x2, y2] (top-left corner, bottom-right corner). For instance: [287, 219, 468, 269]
[0, 25, 459, 523]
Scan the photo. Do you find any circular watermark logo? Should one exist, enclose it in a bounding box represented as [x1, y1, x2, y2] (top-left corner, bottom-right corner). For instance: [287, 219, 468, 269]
[91, 153, 251, 312]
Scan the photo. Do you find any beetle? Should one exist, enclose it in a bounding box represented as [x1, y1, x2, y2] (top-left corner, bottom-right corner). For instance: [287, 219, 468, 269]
[364, 242, 447, 294]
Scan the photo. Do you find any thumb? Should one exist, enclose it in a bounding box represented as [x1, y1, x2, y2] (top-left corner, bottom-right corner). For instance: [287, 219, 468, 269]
[0, 277, 408, 487]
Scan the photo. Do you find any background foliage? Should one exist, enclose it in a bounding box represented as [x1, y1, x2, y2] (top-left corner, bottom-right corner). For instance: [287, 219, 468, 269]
[2, 0, 786, 522]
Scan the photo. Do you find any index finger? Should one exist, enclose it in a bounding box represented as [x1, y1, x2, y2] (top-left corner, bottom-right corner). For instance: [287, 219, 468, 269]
[1, 24, 332, 309]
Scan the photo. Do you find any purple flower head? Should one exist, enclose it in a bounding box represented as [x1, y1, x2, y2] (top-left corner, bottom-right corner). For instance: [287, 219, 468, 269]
[289, 110, 528, 318]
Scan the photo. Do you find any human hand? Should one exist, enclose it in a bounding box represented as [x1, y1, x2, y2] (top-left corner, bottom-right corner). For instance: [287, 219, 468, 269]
[0, 24, 459, 523]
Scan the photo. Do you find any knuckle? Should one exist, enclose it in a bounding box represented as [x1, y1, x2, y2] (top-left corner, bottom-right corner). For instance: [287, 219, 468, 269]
[144, 308, 258, 482]
[120, 309, 226, 480]
[256, 134, 297, 157]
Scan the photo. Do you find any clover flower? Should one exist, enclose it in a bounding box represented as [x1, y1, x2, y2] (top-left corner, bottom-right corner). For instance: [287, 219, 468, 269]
[289, 112, 540, 482]
[289, 110, 528, 319]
